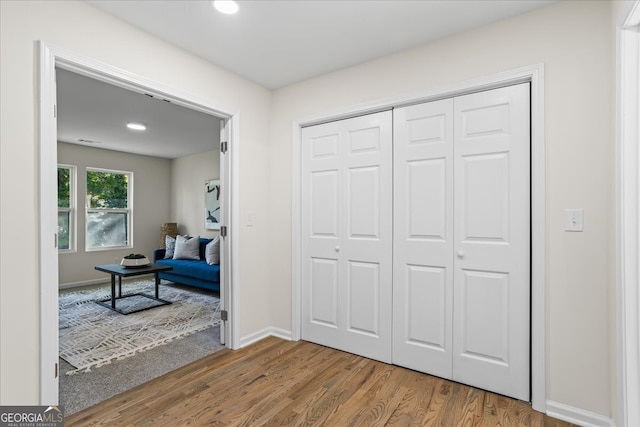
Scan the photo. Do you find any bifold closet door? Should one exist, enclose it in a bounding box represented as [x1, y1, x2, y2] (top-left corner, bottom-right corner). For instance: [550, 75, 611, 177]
[392, 98, 455, 379]
[452, 84, 530, 401]
[393, 83, 531, 401]
[301, 111, 393, 363]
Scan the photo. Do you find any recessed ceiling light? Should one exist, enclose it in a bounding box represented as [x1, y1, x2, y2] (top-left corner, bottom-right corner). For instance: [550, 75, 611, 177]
[126, 122, 146, 131]
[212, 0, 239, 15]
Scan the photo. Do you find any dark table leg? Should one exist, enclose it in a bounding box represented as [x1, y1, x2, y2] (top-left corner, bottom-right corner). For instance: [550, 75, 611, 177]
[118, 276, 122, 298]
[155, 272, 160, 298]
[110, 274, 116, 309]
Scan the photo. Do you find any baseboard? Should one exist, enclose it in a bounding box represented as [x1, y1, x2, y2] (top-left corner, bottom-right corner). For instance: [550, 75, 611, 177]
[546, 401, 615, 427]
[59, 278, 110, 289]
[59, 276, 160, 290]
[240, 327, 293, 348]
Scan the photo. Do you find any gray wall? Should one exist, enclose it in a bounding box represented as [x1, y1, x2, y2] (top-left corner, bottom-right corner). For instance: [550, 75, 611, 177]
[58, 142, 172, 285]
[57, 143, 220, 286]
[170, 149, 220, 239]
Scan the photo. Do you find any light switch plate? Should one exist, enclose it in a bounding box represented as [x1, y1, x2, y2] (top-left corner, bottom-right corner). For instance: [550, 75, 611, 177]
[564, 209, 583, 232]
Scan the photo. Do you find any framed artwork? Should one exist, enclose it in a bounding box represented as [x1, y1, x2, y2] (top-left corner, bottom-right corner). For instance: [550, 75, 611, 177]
[205, 179, 220, 230]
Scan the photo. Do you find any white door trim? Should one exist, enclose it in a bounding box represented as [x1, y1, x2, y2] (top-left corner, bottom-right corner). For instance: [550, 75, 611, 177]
[617, 2, 640, 426]
[38, 41, 242, 405]
[292, 63, 546, 412]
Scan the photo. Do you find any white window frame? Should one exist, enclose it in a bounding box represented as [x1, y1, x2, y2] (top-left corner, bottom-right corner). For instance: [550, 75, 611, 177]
[57, 164, 76, 253]
[85, 167, 133, 251]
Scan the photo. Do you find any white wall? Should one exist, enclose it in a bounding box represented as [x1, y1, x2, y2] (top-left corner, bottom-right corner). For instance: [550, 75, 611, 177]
[0, 0, 271, 404]
[171, 149, 220, 239]
[57, 142, 172, 285]
[268, 0, 615, 419]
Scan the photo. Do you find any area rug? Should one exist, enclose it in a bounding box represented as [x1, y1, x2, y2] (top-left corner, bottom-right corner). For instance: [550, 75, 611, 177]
[59, 280, 220, 375]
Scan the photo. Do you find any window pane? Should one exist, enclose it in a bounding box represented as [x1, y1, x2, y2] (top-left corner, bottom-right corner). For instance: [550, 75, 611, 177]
[58, 211, 70, 250]
[58, 168, 70, 208]
[87, 171, 129, 209]
[87, 212, 128, 248]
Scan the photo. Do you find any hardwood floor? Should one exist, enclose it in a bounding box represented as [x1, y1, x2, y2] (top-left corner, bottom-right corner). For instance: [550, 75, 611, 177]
[66, 337, 575, 426]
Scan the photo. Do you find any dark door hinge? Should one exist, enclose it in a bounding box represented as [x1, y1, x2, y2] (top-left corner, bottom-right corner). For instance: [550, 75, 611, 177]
[220, 225, 227, 237]
[221, 310, 228, 321]
[221, 141, 228, 153]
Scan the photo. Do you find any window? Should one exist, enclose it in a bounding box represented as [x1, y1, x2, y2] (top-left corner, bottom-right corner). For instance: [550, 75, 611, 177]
[86, 168, 132, 250]
[58, 165, 76, 252]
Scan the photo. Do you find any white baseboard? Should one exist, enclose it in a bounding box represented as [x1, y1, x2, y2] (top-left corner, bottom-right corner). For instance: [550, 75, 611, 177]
[240, 327, 293, 348]
[58, 278, 110, 289]
[546, 401, 615, 427]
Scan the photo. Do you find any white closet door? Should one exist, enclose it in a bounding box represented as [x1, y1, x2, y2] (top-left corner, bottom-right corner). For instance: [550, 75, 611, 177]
[392, 99, 455, 378]
[452, 84, 530, 400]
[301, 111, 393, 363]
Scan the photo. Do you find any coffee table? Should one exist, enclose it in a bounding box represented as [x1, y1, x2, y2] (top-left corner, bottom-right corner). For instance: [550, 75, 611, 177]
[94, 263, 173, 315]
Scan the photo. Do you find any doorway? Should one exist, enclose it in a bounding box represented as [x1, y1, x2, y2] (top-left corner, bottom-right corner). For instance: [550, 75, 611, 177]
[38, 42, 239, 405]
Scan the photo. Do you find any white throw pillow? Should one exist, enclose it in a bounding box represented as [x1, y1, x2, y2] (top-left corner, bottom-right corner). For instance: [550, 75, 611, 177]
[205, 237, 220, 265]
[164, 235, 176, 259]
[173, 235, 200, 260]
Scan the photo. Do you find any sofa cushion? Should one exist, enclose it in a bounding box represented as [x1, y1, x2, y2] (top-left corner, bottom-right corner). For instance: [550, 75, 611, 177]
[173, 235, 200, 260]
[205, 237, 220, 265]
[157, 259, 220, 283]
[164, 235, 176, 259]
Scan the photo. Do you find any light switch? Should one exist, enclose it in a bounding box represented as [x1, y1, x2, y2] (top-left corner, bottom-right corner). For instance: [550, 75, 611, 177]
[247, 211, 254, 227]
[564, 209, 583, 232]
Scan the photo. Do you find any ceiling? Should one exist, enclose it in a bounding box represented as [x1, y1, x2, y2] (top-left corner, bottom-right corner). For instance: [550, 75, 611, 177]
[56, 68, 220, 159]
[59, 0, 556, 158]
[87, 0, 556, 90]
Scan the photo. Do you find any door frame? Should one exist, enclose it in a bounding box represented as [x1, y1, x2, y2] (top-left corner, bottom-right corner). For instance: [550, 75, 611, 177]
[291, 63, 546, 412]
[38, 41, 241, 404]
[617, 1, 640, 425]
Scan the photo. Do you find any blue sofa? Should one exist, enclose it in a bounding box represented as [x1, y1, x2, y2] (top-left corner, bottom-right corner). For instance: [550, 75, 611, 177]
[153, 237, 220, 292]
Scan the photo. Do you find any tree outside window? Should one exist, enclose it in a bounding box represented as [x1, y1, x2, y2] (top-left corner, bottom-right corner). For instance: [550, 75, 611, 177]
[58, 165, 75, 252]
[86, 168, 132, 250]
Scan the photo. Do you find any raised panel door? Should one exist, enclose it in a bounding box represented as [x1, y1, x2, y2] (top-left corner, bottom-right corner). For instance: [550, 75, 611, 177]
[393, 99, 454, 377]
[452, 84, 531, 401]
[302, 111, 393, 363]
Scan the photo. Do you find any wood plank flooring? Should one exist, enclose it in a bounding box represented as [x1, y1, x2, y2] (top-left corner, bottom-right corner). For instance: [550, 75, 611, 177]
[66, 337, 576, 426]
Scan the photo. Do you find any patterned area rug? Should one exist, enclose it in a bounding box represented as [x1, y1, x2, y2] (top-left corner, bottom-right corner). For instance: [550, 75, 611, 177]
[59, 280, 220, 375]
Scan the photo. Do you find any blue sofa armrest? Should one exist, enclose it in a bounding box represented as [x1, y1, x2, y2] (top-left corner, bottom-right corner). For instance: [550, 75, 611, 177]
[153, 248, 166, 262]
